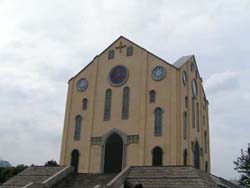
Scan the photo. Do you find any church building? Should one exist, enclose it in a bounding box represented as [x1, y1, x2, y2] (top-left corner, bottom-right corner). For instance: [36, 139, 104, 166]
[3, 36, 242, 188]
[59, 36, 210, 174]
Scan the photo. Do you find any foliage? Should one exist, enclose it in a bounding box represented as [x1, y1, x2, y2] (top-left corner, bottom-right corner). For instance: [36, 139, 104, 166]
[44, 160, 59, 167]
[0, 164, 27, 184]
[234, 143, 250, 187]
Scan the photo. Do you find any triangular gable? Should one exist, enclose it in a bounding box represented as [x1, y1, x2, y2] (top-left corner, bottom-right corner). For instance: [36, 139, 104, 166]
[69, 36, 200, 82]
[69, 36, 177, 81]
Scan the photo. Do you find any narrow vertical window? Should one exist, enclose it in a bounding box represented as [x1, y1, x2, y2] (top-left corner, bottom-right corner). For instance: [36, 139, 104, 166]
[204, 131, 207, 153]
[183, 112, 187, 140]
[183, 149, 188, 166]
[185, 96, 188, 108]
[152, 147, 163, 166]
[122, 87, 130, 119]
[82, 98, 88, 110]
[104, 89, 112, 121]
[126, 46, 133, 56]
[108, 50, 115, 59]
[154, 108, 163, 136]
[74, 115, 82, 140]
[203, 115, 205, 127]
[192, 97, 195, 128]
[196, 102, 200, 132]
[149, 90, 156, 103]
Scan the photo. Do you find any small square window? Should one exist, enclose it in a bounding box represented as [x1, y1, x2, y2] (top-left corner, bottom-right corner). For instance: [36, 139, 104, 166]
[126, 46, 133, 56]
[108, 50, 115, 59]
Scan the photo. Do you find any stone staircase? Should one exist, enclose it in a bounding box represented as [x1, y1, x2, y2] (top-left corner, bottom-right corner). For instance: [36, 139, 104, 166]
[51, 173, 116, 188]
[1, 166, 241, 188]
[125, 166, 219, 188]
[1, 166, 65, 188]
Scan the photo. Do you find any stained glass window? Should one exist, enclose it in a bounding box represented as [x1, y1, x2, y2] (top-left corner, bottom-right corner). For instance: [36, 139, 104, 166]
[74, 115, 82, 140]
[122, 87, 130, 119]
[104, 89, 112, 121]
[109, 66, 128, 86]
[154, 108, 163, 136]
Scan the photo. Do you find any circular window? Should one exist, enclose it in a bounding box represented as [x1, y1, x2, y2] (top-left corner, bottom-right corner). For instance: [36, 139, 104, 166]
[109, 65, 128, 86]
[152, 66, 166, 81]
[192, 79, 198, 97]
[77, 78, 88, 91]
[182, 71, 187, 85]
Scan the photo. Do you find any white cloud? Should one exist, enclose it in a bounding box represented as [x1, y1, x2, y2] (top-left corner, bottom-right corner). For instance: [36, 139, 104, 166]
[0, 0, 249, 180]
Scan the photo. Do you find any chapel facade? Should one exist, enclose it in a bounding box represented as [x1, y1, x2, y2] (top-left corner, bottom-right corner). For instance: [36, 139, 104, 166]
[60, 36, 210, 174]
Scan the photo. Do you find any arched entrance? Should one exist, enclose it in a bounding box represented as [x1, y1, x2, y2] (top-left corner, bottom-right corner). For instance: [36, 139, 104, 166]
[71, 149, 79, 173]
[152, 147, 163, 166]
[194, 141, 200, 169]
[104, 133, 123, 173]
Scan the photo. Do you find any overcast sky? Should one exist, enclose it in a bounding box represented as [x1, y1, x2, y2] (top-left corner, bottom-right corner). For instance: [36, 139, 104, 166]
[0, 0, 249, 180]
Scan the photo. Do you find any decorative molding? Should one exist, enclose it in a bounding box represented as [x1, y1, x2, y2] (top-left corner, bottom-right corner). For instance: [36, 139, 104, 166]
[91, 137, 102, 145]
[127, 135, 139, 144]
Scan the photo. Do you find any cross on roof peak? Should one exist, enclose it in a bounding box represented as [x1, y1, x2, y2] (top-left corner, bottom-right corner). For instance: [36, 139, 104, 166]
[115, 41, 127, 53]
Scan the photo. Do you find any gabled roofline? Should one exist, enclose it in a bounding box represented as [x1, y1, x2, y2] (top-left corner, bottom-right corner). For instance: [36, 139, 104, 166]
[69, 35, 179, 82]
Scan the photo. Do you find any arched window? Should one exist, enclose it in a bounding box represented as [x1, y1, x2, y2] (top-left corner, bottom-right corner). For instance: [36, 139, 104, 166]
[71, 149, 79, 173]
[108, 50, 115, 59]
[183, 149, 188, 166]
[192, 97, 195, 128]
[82, 98, 88, 110]
[203, 115, 205, 127]
[154, 108, 163, 136]
[183, 112, 187, 140]
[205, 161, 208, 172]
[104, 89, 112, 121]
[152, 147, 163, 166]
[204, 131, 207, 153]
[149, 90, 156, 103]
[194, 141, 200, 169]
[196, 102, 200, 132]
[122, 87, 130, 119]
[74, 115, 82, 140]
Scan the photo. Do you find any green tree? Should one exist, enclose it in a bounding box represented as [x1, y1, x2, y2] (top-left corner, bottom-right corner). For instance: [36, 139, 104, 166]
[0, 165, 27, 184]
[234, 143, 250, 187]
[44, 160, 59, 167]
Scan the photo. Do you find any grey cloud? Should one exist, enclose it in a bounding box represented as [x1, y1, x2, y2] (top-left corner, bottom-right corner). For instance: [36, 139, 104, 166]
[204, 71, 240, 94]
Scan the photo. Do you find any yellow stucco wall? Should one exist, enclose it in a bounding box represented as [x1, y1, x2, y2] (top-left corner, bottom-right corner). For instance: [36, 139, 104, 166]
[60, 36, 210, 173]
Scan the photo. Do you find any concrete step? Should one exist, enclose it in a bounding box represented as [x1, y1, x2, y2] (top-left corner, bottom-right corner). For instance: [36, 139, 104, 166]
[52, 173, 116, 188]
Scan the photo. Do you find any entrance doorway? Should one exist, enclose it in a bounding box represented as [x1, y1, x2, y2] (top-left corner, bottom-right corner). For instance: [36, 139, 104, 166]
[71, 149, 79, 173]
[104, 133, 123, 173]
[194, 141, 200, 169]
